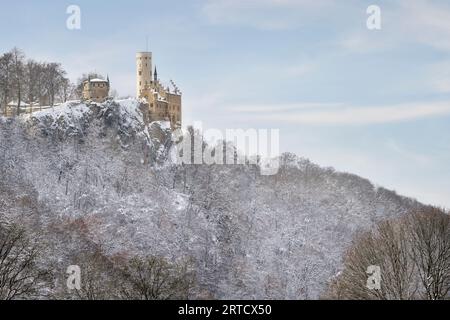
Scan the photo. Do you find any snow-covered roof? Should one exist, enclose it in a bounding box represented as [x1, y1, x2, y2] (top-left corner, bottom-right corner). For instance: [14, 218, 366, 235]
[150, 89, 167, 102]
[89, 78, 108, 83]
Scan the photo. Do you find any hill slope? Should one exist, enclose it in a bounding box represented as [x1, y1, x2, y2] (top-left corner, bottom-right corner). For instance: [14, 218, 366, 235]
[0, 99, 421, 299]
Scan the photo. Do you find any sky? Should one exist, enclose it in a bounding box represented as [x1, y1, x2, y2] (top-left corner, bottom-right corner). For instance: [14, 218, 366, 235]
[1, 0, 449, 208]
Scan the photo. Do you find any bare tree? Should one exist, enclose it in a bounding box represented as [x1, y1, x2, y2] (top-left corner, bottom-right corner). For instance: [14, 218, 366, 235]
[68, 249, 119, 300]
[118, 256, 196, 300]
[324, 221, 417, 300]
[59, 249, 196, 301]
[10, 48, 25, 115]
[0, 48, 73, 114]
[109, 88, 119, 99]
[325, 207, 450, 300]
[43, 63, 67, 106]
[0, 52, 13, 115]
[407, 208, 450, 300]
[0, 223, 50, 300]
[59, 78, 76, 103]
[24, 60, 43, 110]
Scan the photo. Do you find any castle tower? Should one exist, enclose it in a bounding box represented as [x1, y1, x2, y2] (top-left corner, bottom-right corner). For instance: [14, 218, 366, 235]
[136, 52, 152, 98]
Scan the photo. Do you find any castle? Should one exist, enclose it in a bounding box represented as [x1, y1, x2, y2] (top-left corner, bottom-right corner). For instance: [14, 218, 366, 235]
[82, 52, 183, 128]
[136, 52, 182, 128]
[2, 51, 183, 128]
[82, 76, 110, 103]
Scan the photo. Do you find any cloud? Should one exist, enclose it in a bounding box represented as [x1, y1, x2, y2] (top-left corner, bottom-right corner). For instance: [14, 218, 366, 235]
[201, 0, 450, 54]
[231, 102, 343, 113]
[398, 0, 450, 52]
[235, 101, 450, 125]
[334, 1, 450, 55]
[427, 60, 450, 93]
[338, 31, 392, 54]
[201, 0, 336, 30]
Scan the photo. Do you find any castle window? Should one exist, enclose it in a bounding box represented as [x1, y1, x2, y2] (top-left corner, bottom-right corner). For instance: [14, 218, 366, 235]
[139, 71, 142, 76]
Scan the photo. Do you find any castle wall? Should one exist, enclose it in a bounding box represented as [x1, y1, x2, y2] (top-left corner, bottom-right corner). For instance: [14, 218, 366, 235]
[167, 93, 182, 125]
[83, 80, 109, 103]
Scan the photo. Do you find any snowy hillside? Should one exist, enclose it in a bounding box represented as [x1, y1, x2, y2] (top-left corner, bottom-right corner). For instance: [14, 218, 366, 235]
[0, 99, 421, 299]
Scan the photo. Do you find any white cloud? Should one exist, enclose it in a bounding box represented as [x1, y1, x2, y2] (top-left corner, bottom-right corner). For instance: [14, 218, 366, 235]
[231, 102, 342, 113]
[201, 0, 450, 54]
[398, 0, 450, 52]
[333, 1, 450, 55]
[237, 101, 450, 125]
[201, 0, 336, 30]
[427, 60, 450, 93]
[338, 31, 392, 54]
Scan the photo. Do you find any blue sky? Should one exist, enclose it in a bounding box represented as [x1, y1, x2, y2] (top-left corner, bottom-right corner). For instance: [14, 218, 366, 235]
[1, 0, 450, 207]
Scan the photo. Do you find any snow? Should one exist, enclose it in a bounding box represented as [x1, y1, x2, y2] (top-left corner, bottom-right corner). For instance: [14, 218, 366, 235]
[7, 100, 30, 107]
[116, 98, 142, 120]
[89, 78, 108, 83]
[154, 120, 171, 131]
[21, 102, 92, 137]
[0, 98, 421, 299]
[27, 102, 90, 122]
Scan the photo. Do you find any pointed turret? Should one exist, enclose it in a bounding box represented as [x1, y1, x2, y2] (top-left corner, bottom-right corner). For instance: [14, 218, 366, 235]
[154, 66, 158, 82]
